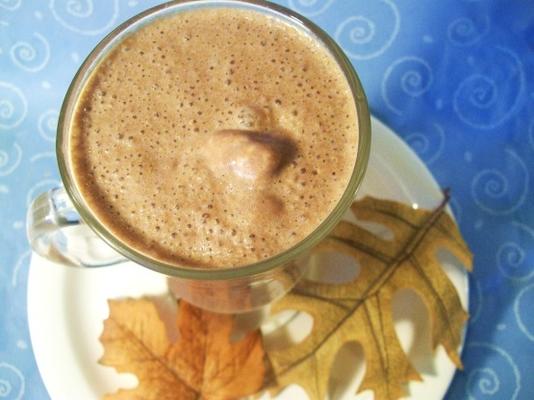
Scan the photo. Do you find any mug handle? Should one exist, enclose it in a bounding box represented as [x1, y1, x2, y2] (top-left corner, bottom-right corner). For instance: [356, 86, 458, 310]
[26, 187, 127, 267]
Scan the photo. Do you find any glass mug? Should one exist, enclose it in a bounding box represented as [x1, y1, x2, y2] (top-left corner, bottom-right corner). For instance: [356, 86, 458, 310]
[26, 0, 371, 313]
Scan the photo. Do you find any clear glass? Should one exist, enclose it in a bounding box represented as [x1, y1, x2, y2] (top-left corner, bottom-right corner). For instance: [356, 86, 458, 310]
[27, 0, 371, 313]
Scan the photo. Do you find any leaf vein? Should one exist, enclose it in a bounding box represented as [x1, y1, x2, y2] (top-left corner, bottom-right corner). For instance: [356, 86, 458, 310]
[111, 318, 198, 395]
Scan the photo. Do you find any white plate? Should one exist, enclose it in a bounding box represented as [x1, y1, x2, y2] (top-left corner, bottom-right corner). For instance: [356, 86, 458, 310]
[28, 117, 468, 400]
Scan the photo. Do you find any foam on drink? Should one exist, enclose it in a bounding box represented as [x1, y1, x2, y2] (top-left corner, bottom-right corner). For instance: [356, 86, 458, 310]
[70, 8, 359, 268]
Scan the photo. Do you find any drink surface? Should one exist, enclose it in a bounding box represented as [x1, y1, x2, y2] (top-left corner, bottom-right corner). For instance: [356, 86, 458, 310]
[70, 8, 359, 268]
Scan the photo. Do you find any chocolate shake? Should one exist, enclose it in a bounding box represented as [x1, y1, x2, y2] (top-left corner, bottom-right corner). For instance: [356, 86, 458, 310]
[70, 8, 359, 268]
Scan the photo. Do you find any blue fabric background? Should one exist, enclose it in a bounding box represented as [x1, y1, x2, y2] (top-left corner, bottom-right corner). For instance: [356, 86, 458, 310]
[1, 0, 533, 399]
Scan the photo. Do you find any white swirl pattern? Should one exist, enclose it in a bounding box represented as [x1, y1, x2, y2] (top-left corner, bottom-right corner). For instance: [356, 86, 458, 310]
[382, 56, 434, 115]
[514, 284, 534, 342]
[471, 149, 528, 215]
[49, 0, 119, 35]
[335, 0, 399, 60]
[0, 143, 22, 177]
[0, 82, 27, 130]
[9, 33, 51, 73]
[11, 250, 30, 288]
[65, 0, 93, 16]
[0, 362, 24, 400]
[0, 0, 21, 11]
[447, 15, 490, 46]
[465, 343, 520, 400]
[453, 46, 525, 129]
[30, 152, 55, 163]
[288, 0, 335, 17]
[38, 110, 59, 142]
[405, 123, 444, 165]
[467, 368, 499, 396]
[497, 222, 534, 281]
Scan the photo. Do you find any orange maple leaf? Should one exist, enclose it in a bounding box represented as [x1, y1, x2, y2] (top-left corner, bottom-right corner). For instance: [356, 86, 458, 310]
[100, 298, 265, 400]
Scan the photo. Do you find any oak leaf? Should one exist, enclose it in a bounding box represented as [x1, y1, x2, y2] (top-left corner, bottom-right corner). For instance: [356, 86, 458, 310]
[99, 298, 265, 400]
[267, 194, 472, 400]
